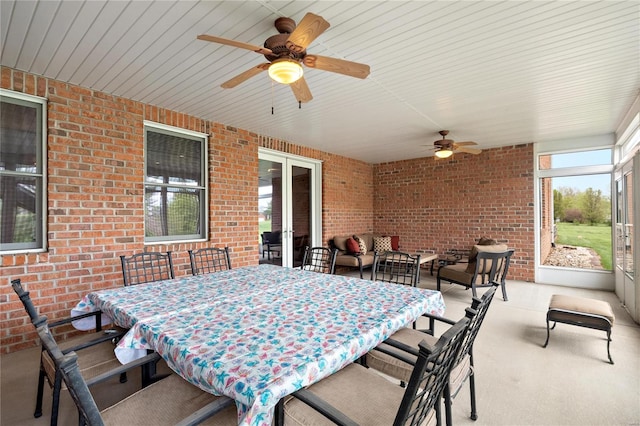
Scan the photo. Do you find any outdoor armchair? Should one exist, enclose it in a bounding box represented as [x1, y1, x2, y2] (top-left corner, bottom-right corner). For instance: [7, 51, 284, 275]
[10, 279, 127, 426]
[366, 283, 499, 426]
[281, 315, 471, 426]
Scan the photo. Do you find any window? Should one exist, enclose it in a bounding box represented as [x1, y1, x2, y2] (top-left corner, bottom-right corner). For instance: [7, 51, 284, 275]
[144, 122, 207, 242]
[538, 149, 613, 272]
[0, 90, 46, 252]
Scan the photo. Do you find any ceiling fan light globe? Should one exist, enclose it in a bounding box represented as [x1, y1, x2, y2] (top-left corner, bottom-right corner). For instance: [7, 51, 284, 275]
[435, 149, 453, 159]
[268, 59, 303, 84]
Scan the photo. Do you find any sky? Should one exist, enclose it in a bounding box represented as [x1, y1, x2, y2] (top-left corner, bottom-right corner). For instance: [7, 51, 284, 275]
[549, 149, 612, 197]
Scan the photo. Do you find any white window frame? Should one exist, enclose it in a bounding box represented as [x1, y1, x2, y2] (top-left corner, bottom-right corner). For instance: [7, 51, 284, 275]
[534, 136, 615, 290]
[143, 121, 208, 244]
[0, 89, 47, 253]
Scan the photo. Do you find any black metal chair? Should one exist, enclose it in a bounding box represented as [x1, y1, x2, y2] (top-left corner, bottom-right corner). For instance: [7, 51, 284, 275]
[119, 251, 174, 286]
[301, 246, 338, 274]
[371, 251, 421, 287]
[366, 283, 499, 426]
[34, 316, 238, 426]
[188, 247, 232, 275]
[281, 315, 471, 426]
[261, 231, 282, 261]
[10, 279, 127, 426]
[437, 247, 513, 300]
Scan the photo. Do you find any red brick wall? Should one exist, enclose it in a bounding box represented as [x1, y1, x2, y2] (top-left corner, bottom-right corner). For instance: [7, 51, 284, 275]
[1, 69, 373, 353]
[373, 145, 534, 281]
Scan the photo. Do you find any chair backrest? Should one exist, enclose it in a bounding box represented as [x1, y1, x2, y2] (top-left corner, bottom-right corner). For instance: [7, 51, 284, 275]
[475, 249, 514, 284]
[11, 279, 40, 324]
[394, 315, 471, 426]
[262, 231, 281, 245]
[301, 246, 338, 274]
[455, 283, 498, 367]
[371, 251, 421, 286]
[188, 247, 232, 275]
[36, 319, 105, 426]
[120, 251, 174, 286]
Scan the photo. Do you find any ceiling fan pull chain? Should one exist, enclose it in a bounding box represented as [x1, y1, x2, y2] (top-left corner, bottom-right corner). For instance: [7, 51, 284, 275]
[271, 80, 275, 115]
[299, 101, 301, 109]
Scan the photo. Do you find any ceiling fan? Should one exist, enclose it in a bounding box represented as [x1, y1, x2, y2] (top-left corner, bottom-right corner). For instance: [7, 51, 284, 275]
[432, 130, 482, 158]
[197, 13, 370, 103]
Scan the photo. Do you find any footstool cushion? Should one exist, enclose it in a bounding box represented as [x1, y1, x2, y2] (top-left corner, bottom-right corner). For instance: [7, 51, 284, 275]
[544, 294, 615, 364]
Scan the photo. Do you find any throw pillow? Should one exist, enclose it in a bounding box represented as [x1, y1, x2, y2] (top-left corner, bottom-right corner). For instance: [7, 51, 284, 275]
[373, 236, 392, 253]
[390, 235, 400, 251]
[346, 237, 361, 254]
[353, 235, 367, 255]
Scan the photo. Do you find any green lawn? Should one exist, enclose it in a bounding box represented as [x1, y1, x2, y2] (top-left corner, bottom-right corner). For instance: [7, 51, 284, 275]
[555, 222, 612, 270]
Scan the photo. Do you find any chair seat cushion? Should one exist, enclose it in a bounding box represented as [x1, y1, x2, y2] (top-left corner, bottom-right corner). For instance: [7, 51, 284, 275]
[42, 330, 126, 388]
[439, 263, 475, 285]
[366, 328, 437, 383]
[284, 363, 411, 426]
[101, 374, 237, 425]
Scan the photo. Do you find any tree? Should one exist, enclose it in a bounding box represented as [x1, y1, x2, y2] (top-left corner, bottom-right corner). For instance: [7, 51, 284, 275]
[581, 188, 606, 225]
[553, 189, 564, 220]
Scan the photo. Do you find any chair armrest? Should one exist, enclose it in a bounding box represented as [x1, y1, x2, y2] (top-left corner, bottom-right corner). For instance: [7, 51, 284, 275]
[85, 352, 162, 387]
[59, 329, 128, 354]
[291, 388, 359, 426]
[175, 397, 235, 426]
[50, 310, 103, 330]
[373, 341, 418, 367]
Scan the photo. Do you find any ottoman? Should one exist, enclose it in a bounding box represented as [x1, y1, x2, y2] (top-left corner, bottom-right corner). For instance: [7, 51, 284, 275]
[543, 294, 615, 364]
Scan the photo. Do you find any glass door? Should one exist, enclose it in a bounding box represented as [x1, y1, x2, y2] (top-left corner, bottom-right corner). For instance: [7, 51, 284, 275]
[258, 149, 321, 268]
[615, 160, 636, 319]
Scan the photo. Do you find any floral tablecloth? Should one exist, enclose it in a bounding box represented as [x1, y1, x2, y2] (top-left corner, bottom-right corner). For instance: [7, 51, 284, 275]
[72, 264, 445, 426]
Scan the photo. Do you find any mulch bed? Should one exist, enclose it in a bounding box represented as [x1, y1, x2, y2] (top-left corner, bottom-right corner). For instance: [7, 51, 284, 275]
[543, 244, 603, 269]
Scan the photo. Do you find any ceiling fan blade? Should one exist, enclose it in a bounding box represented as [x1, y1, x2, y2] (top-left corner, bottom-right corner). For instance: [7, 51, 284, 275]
[453, 141, 478, 146]
[221, 64, 270, 88]
[290, 77, 313, 103]
[303, 54, 370, 79]
[197, 34, 273, 55]
[455, 146, 482, 155]
[286, 13, 330, 53]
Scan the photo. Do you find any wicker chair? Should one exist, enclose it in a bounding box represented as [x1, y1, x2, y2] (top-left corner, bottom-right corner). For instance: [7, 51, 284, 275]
[119, 251, 174, 286]
[188, 247, 232, 275]
[301, 246, 338, 274]
[366, 283, 499, 426]
[371, 251, 421, 286]
[35, 316, 238, 426]
[281, 315, 471, 426]
[10, 279, 127, 426]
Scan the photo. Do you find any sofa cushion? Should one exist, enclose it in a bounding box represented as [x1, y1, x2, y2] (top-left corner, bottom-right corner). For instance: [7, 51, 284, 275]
[346, 237, 361, 254]
[333, 236, 349, 252]
[335, 253, 375, 268]
[373, 236, 392, 253]
[353, 235, 368, 255]
[465, 244, 509, 274]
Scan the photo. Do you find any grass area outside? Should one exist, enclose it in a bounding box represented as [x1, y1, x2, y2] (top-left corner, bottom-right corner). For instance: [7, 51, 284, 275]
[555, 222, 612, 270]
[259, 220, 272, 244]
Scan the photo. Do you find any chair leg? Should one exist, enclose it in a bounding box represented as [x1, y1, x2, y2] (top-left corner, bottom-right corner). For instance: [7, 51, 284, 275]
[443, 384, 454, 426]
[501, 280, 509, 301]
[51, 370, 63, 426]
[469, 369, 478, 421]
[34, 365, 46, 418]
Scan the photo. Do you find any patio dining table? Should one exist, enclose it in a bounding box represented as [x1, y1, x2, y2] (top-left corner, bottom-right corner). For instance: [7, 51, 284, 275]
[72, 264, 445, 426]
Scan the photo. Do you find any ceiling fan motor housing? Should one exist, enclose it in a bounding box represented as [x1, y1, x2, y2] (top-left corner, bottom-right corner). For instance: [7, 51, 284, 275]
[264, 34, 306, 62]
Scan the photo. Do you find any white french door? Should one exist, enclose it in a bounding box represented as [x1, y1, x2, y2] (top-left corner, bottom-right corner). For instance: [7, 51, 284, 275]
[615, 155, 637, 321]
[258, 149, 322, 268]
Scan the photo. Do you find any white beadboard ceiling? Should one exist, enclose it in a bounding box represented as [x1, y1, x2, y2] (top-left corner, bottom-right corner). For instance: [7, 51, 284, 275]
[1, 0, 638, 163]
